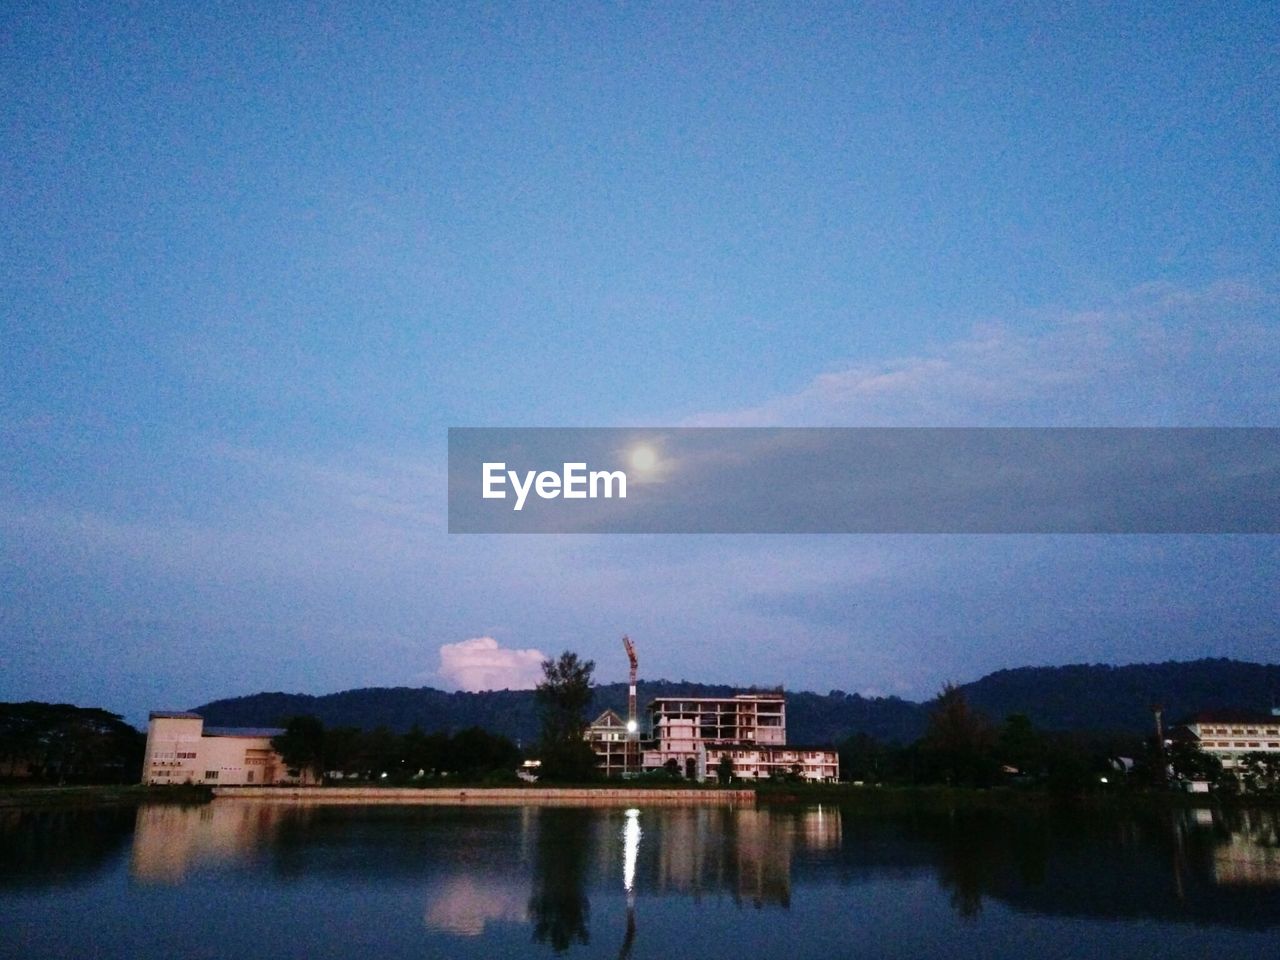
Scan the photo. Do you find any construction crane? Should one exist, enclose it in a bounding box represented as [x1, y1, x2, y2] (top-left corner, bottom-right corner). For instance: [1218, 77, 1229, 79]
[622, 635, 638, 734]
[622, 635, 639, 774]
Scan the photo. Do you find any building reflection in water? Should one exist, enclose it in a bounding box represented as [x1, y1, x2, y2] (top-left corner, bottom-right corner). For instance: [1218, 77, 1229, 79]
[125, 798, 1280, 944]
[130, 802, 305, 884]
[1204, 809, 1280, 887]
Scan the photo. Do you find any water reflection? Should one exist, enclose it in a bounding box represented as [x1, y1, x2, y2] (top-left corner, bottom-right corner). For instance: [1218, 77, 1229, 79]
[0, 806, 135, 889]
[124, 800, 1280, 933]
[528, 807, 593, 951]
[6, 798, 1280, 960]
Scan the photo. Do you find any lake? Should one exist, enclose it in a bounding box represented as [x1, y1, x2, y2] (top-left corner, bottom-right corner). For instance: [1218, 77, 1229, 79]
[3, 799, 1279, 958]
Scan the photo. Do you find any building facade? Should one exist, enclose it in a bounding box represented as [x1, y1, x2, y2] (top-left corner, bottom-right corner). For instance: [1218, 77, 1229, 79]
[585, 708, 637, 777]
[142, 711, 297, 786]
[1177, 710, 1280, 772]
[629, 692, 838, 783]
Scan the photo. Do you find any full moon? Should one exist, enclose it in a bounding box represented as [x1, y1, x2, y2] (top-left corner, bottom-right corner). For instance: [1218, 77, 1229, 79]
[629, 444, 658, 473]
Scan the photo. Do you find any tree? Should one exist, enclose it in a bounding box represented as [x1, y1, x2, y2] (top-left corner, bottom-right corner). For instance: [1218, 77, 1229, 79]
[921, 684, 997, 787]
[271, 716, 326, 784]
[1238, 752, 1280, 795]
[535, 651, 598, 782]
[1168, 740, 1223, 785]
[716, 754, 735, 784]
[997, 714, 1045, 778]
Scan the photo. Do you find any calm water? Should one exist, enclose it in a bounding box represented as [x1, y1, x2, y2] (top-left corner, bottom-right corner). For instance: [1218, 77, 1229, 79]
[3, 800, 1280, 959]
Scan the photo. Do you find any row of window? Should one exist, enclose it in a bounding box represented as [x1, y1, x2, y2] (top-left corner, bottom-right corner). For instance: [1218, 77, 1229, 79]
[1201, 726, 1280, 736]
[1202, 741, 1280, 749]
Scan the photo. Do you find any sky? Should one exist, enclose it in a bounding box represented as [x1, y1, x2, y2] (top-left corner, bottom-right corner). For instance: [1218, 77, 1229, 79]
[2, 2, 1278, 725]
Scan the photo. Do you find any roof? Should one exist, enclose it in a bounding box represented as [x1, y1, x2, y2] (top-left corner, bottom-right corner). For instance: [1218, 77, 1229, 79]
[203, 726, 285, 739]
[588, 709, 626, 727]
[1180, 710, 1280, 726]
[149, 711, 203, 720]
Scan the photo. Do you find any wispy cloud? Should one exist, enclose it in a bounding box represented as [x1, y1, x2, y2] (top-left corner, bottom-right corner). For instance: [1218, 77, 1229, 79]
[688, 280, 1279, 426]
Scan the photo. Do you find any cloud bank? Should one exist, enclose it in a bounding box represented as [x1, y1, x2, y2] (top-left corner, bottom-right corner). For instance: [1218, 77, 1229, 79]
[437, 637, 547, 692]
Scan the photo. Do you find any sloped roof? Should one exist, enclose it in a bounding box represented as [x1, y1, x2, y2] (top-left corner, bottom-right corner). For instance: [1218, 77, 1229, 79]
[589, 709, 626, 727]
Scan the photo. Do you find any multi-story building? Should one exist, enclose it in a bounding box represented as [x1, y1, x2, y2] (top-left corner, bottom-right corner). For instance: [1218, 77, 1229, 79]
[1176, 709, 1280, 772]
[703, 743, 840, 782]
[142, 711, 298, 786]
[585, 708, 636, 777]
[636, 692, 838, 783]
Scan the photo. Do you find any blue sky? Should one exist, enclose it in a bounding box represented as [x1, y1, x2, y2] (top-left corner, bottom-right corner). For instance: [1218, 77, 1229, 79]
[2, 3, 1277, 723]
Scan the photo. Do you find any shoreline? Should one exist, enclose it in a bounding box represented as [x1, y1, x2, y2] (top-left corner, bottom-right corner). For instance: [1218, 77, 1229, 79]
[5, 781, 1276, 811]
[210, 785, 757, 805]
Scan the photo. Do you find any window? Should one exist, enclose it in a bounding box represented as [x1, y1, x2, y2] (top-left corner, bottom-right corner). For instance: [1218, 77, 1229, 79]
[204, 770, 219, 780]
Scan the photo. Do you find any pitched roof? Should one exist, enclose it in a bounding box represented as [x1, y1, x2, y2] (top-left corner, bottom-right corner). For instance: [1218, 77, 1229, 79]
[589, 709, 625, 727]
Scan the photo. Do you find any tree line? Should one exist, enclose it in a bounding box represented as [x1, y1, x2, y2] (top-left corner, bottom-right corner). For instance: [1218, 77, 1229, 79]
[839, 682, 1280, 795]
[0, 702, 144, 784]
[271, 717, 522, 783]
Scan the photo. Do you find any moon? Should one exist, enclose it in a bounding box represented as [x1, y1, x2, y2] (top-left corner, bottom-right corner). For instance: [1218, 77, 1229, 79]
[628, 444, 658, 473]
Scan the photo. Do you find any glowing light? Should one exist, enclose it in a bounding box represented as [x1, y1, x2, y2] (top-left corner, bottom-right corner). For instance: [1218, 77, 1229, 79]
[628, 445, 658, 473]
[622, 808, 641, 894]
[626, 719, 638, 734]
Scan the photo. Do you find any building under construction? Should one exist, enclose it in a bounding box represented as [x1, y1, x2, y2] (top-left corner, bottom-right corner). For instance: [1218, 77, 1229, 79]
[585, 636, 839, 783]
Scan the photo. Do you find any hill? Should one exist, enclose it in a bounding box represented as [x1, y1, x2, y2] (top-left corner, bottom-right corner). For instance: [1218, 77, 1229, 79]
[192, 658, 1280, 746]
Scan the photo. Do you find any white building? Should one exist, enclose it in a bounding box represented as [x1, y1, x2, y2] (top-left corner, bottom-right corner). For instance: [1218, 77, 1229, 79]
[142, 711, 299, 786]
[1177, 709, 1280, 772]
[639, 692, 838, 783]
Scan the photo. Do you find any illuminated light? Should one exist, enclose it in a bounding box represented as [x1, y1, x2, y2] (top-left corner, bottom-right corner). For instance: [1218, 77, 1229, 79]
[1100, 776, 1108, 784]
[628, 445, 658, 473]
[622, 808, 641, 894]
[626, 719, 638, 734]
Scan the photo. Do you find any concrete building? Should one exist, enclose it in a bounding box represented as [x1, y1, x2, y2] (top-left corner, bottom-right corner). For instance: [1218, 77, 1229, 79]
[636, 692, 838, 783]
[585, 709, 635, 777]
[1175, 709, 1280, 773]
[704, 743, 840, 783]
[142, 711, 298, 786]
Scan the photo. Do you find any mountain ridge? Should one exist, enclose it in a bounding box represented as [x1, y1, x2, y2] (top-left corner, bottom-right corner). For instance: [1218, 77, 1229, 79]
[192, 658, 1280, 746]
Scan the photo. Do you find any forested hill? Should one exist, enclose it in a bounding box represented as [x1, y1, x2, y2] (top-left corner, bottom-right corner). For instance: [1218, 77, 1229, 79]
[193, 659, 1280, 746]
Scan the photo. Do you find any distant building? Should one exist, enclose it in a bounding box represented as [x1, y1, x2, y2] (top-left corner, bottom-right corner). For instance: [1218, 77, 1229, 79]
[585, 709, 635, 777]
[142, 712, 298, 786]
[1174, 709, 1280, 772]
[624, 692, 838, 783]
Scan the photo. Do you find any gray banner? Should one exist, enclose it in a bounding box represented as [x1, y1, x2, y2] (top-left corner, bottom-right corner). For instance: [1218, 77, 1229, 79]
[447, 428, 1279, 533]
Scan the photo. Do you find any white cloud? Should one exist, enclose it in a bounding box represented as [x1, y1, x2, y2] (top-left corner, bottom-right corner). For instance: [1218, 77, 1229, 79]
[437, 636, 547, 692]
[687, 280, 1279, 427]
